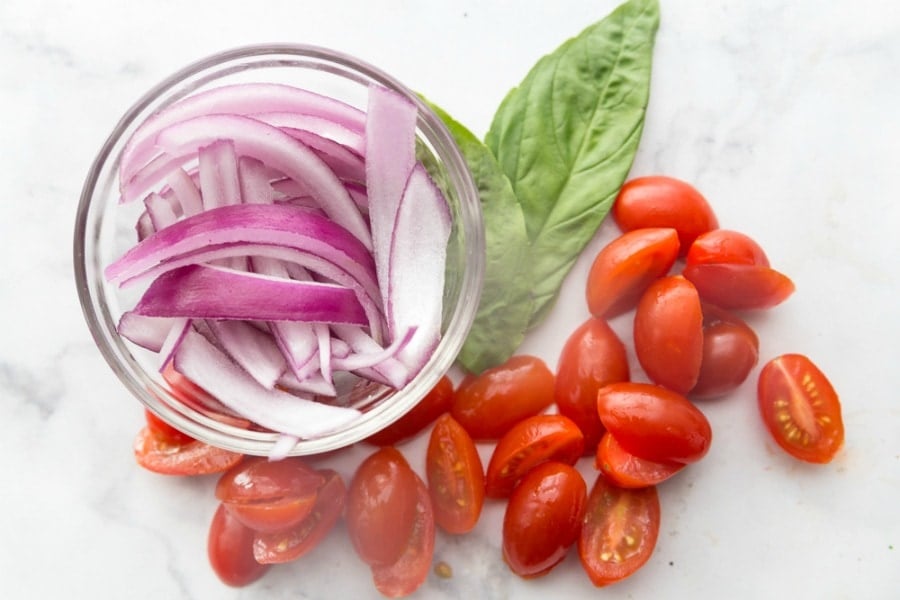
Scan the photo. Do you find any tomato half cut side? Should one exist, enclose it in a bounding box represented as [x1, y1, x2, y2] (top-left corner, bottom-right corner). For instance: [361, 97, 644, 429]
[426, 414, 485, 534]
[578, 475, 661, 587]
[685, 229, 770, 267]
[485, 414, 585, 498]
[595, 432, 684, 488]
[208, 503, 270, 587]
[364, 375, 454, 446]
[682, 263, 795, 310]
[758, 354, 844, 464]
[133, 426, 243, 476]
[691, 304, 759, 399]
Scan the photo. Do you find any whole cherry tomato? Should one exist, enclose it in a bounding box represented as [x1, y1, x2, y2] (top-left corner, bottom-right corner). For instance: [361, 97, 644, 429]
[691, 304, 759, 399]
[208, 503, 270, 587]
[682, 263, 795, 310]
[613, 176, 718, 253]
[578, 474, 661, 587]
[133, 424, 243, 476]
[758, 354, 844, 464]
[595, 432, 684, 488]
[596, 382, 712, 464]
[485, 414, 584, 498]
[426, 414, 485, 534]
[365, 375, 454, 446]
[502, 461, 587, 579]
[451, 355, 555, 440]
[554, 317, 630, 452]
[686, 229, 769, 267]
[585, 228, 680, 318]
[634, 275, 704, 394]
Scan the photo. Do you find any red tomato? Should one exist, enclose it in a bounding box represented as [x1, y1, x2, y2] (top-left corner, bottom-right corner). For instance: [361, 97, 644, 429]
[757, 354, 844, 464]
[682, 263, 795, 310]
[371, 474, 436, 598]
[554, 317, 630, 453]
[451, 355, 555, 440]
[144, 409, 194, 445]
[216, 456, 324, 505]
[613, 176, 718, 253]
[253, 469, 346, 564]
[365, 375, 454, 446]
[208, 503, 270, 587]
[634, 275, 704, 394]
[346, 447, 419, 567]
[426, 414, 485, 534]
[133, 426, 243, 476]
[691, 304, 760, 399]
[686, 229, 769, 267]
[485, 414, 584, 498]
[578, 474, 661, 586]
[595, 432, 684, 488]
[585, 228, 681, 318]
[596, 382, 712, 464]
[502, 462, 587, 579]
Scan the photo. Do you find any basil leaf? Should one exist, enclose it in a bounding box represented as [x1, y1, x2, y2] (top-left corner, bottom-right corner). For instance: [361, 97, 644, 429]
[486, 0, 660, 326]
[426, 101, 533, 373]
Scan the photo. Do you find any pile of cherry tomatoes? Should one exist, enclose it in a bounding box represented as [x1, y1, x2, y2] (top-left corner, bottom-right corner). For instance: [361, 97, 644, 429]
[133, 175, 844, 595]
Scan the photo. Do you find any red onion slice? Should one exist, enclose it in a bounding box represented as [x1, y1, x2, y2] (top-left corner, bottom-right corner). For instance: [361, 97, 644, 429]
[165, 168, 203, 217]
[116, 312, 177, 352]
[251, 111, 366, 156]
[206, 320, 287, 389]
[198, 140, 241, 209]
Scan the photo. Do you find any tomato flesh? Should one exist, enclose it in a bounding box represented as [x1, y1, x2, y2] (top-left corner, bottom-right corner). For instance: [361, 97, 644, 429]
[683, 263, 795, 310]
[426, 414, 485, 534]
[595, 432, 684, 488]
[692, 304, 759, 399]
[143, 409, 194, 445]
[758, 354, 844, 464]
[208, 503, 270, 587]
[686, 229, 769, 267]
[133, 426, 243, 476]
[365, 375, 454, 446]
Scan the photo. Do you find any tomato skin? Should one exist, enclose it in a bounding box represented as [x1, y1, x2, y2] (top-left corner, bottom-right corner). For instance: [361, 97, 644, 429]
[502, 462, 587, 579]
[485, 414, 585, 498]
[634, 275, 704, 394]
[208, 503, 270, 587]
[595, 432, 684, 488]
[686, 229, 769, 267]
[451, 355, 555, 440]
[365, 375, 454, 446]
[613, 176, 718, 253]
[133, 426, 243, 476]
[578, 474, 661, 587]
[682, 263, 795, 310]
[426, 414, 485, 534]
[692, 304, 759, 399]
[596, 382, 712, 464]
[346, 447, 420, 567]
[144, 409, 194, 445]
[585, 228, 681, 318]
[758, 354, 844, 464]
[215, 457, 324, 504]
[554, 318, 630, 453]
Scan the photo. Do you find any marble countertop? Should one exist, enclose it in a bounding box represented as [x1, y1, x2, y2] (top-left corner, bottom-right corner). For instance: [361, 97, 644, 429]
[3, 0, 899, 598]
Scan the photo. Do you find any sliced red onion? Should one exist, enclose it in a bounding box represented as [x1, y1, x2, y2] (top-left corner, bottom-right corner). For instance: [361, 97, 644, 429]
[269, 434, 300, 462]
[136, 211, 155, 241]
[330, 326, 416, 372]
[157, 317, 191, 367]
[281, 128, 366, 183]
[198, 140, 241, 209]
[251, 111, 366, 156]
[143, 192, 179, 232]
[116, 312, 178, 352]
[206, 319, 287, 389]
[272, 178, 368, 213]
[331, 324, 410, 388]
[165, 167, 204, 217]
[238, 157, 277, 205]
[276, 369, 337, 398]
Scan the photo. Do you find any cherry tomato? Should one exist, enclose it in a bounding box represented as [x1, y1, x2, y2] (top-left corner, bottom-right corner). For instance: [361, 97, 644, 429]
[253, 469, 346, 564]
[634, 275, 704, 394]
[691, 304, 759, 399]
[682, 263, 795, 310]
[451, 355, 555, 440]
[426, 414, 485, 534]
[208, 503, 270, 587]
[595, 432, 684, 488]
[133, 426, 243, 476]
[554, 317, 630, 453]
[596, 382, 712, 464]
[371, 474, 435, 598]
[346, 447, 419, 567]
[758, 354, 844, 464]
[686, 229, 769, 267]
[216, 456, 323, 502]
[365, 375, 454, 446]
[144, 409, 194, 445]
[613, 176, 718, 253]
[585, 228, 681, 318]
[502, 461, 587, 579]
[578, 474, 661, 587]
[485, 414, 584, 498]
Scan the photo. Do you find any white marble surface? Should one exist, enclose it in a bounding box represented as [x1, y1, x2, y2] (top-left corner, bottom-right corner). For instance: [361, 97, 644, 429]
[3, 0, 899, 598]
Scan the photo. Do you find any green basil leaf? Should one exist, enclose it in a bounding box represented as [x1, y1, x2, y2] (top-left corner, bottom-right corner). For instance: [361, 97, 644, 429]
[486, 0, 660, 326]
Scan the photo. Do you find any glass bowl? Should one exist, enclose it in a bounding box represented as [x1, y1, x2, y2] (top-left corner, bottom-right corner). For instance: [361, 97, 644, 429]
[74, 44, 484, 456]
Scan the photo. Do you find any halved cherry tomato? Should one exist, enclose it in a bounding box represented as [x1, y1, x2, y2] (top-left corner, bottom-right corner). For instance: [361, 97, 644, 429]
[686, 229, 769, 267]
[253, 469, 346, 564]
[554, 317, 630, 453]
[216, 456, 323, 503]
[485, 414, 584, 498]
[144, 409, 194, 445]
[208, 503, 270, 587]
[371, 474, 435, 598]
[346, 447, 419, 567]
[634, 275, 704, 394]
[133, 426, 243, 476]
[578, 474, 661, 587]
[451, 355, 555, 440]
[613, 176, 718, 253]
[692, 304, 759, 399]
[596, 382, 712, 464]
[595, 432, 684, 488]
[502, 461, 587, 579]
[758, 354, 844, 464]
[682, 263, 795, 310]
[365, 375, 454, 446]
[426, 414, 485, 534]
[585, 228, 680, 318]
